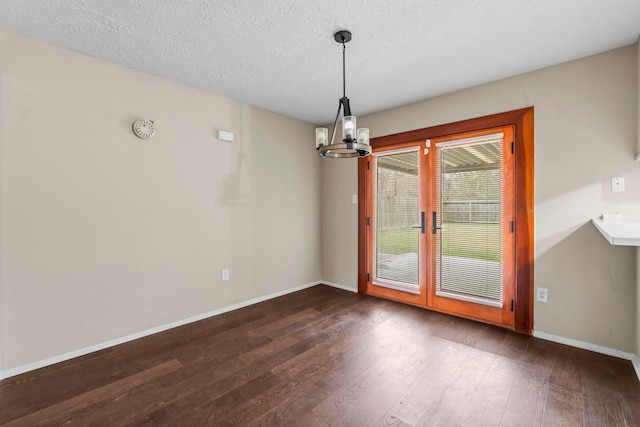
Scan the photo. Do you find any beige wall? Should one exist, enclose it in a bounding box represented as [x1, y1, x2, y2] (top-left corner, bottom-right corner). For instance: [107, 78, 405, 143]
[321, 157, 359, 287]
[322, 45, 640, 353]
[636, 246, 640, 361]
[1, 29, 637, 373]
[637, 39, 640, 360]
[0, 76, 4, 372]
[0, 29, 321, 370]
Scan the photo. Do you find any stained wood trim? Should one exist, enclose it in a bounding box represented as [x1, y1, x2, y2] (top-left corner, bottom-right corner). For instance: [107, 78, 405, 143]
[371, 108, 532, 149]
[358, 107, 534, 335]
[357, 159, 368, 294]
[514, 108, 534, 334]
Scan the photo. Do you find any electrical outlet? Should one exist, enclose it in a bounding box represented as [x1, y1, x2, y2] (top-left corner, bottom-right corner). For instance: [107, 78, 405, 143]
[221, 269, 229, 282]
[536, 287, 548, 303]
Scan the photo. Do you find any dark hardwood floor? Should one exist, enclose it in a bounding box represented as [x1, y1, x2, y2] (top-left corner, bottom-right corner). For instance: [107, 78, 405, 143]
[1, 285, 638, 426]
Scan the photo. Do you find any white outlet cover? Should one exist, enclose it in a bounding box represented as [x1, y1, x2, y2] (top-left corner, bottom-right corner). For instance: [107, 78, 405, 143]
[536, 287, 548, 303]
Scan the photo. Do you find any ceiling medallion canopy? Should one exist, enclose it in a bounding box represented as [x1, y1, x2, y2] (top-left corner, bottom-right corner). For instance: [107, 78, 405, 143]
[315, 30, 371, 159]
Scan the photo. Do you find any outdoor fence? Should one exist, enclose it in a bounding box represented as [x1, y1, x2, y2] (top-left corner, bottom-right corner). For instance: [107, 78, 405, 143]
[442, 200, 500, 224]
[377, 198, 500, 229]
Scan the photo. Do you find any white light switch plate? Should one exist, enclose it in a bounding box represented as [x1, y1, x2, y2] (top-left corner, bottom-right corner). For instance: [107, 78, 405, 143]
[218, 130, 234, 142]
[611, 177, 625, 192]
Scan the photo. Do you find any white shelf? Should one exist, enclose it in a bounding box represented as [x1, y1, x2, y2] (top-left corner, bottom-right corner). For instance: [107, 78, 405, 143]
[592, 218, 640, 246]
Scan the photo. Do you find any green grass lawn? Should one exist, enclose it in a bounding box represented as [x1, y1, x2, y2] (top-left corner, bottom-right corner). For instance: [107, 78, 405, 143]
[377, 222, 500, 261]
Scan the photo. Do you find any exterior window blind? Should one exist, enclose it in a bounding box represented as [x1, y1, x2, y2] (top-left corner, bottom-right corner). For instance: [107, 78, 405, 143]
[372, 148, 420, 294]
[435, 134, 504, 307]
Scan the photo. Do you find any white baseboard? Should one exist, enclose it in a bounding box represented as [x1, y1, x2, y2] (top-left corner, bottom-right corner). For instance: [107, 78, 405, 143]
[7, 285, 633, 384]
[533, 330, 640, 382]
[320, 281, 358, 293]
[632, 355, 640, 382]
[0, 280, 324, 381]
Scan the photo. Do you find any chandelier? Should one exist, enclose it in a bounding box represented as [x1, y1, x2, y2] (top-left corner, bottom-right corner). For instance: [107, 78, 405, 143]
[315, 30, 371, 158]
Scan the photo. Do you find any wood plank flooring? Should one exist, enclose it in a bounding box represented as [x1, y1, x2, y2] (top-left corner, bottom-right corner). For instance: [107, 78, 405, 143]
[0, 285, 638, 426]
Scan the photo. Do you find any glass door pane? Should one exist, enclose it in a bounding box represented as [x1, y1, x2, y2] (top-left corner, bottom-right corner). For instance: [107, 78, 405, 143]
[372, 148, 421, 294]
[435, 135, 504, 307]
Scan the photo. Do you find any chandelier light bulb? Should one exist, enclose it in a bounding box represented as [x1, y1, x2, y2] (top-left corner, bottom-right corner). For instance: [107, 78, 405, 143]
[343, 115, 356, 141]
[315, 127, 328, 148]
[357, 128, 370, 145]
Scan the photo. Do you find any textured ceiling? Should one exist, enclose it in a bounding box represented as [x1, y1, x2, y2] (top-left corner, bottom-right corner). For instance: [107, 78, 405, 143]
[1, 1, 639, 125]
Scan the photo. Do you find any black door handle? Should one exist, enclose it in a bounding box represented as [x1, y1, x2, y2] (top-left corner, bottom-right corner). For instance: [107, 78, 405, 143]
[432, 211, 443, 234]
[411, 211, 425, 234]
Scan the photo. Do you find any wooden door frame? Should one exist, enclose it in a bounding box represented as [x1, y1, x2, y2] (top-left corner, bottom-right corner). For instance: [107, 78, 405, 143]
[358, 107, 534, 335]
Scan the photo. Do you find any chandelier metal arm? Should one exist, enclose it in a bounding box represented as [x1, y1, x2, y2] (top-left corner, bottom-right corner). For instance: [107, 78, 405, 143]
[342, 96, 352, 117]
[329, 99, 343, 146]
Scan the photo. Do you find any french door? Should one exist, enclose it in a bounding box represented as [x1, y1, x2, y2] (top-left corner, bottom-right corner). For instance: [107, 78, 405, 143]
[368, 144, 427, 306]
[428, 127, 515, 327]
[363, 127, 516, 329]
